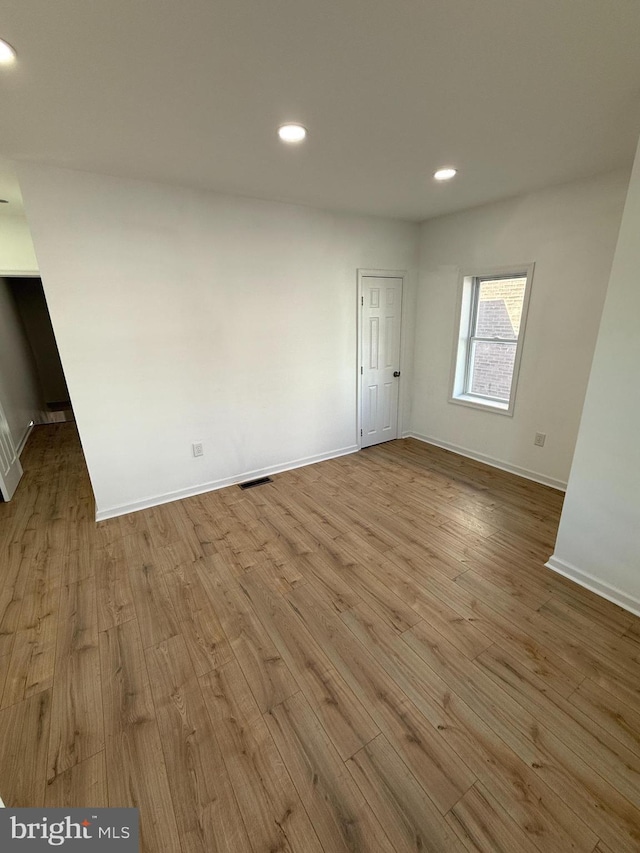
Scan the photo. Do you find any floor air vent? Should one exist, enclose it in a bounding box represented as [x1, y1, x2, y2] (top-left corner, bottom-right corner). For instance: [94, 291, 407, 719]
[239, 476, 273, 490]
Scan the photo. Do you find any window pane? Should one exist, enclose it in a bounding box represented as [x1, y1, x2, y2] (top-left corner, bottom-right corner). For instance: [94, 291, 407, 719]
[474, 277, 526, 339]
[468, 340, 517, 401]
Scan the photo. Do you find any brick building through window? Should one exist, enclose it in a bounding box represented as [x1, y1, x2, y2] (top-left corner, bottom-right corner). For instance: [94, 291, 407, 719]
[450, 266, 533, 416]
[469, 277, 526, 401]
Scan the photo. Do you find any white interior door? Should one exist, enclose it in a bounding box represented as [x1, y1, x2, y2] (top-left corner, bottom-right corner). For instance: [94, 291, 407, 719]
[360, 275, 403, 448]
[0, 397, 23, 500]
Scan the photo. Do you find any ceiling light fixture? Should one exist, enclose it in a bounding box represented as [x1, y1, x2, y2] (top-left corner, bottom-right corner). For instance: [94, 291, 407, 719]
[0, 39, 16, 65]
[278, 124, 307, 143]
[434, 167, 458, 181]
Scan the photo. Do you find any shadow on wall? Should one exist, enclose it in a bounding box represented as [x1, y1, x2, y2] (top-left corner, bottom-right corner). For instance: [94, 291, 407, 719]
[8, 277, 71, 414]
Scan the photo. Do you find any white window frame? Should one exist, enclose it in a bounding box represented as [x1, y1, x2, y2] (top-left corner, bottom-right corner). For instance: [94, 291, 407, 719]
[449, 263, 534, 417]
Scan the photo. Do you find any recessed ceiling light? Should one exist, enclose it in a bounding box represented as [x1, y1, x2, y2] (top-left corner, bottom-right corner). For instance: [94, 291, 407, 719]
[278, 124, 307, 143]
[434, 167, 458, 181]
[0, 39, 16, 65]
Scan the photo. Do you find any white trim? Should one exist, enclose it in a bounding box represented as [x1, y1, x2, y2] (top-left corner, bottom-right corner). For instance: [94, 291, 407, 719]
[357, 268, 406, 449]
[0, 269, 40, 277]
[96, 443, 359, 522]
[16, 421, 34, 457]
[545, 555, 640, 618]
[449, 394, 511, 417]
[404, 431, 566, 491]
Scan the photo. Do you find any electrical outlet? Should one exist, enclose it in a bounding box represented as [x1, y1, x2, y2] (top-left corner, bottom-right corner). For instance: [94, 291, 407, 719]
[534, 432, 546, 447]
[192, 442, 204, 457]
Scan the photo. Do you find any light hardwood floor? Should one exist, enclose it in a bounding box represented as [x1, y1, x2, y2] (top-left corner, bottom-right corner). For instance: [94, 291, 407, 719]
[1, 423, 640, 852]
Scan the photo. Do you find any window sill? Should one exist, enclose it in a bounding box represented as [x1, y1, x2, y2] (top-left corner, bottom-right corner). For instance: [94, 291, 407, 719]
[449, 394, 514, 417]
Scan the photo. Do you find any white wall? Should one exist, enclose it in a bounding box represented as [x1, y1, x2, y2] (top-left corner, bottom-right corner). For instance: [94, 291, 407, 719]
[409, 170, 629, 488]
[0, 278, 43, 450]
[18, 164, 418, 518]
[0, 215, 39, 273]
[548, 139, 640, 615]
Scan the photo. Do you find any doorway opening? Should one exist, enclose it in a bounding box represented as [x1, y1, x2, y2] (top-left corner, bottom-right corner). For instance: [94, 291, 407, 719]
[0, 272, 73, 501]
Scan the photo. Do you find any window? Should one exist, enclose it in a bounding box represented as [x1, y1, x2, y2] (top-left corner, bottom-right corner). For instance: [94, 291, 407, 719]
[450, 265, 534, 415]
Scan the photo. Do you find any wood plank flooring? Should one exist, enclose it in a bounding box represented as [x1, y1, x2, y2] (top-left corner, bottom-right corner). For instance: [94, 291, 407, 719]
[1, 424, 640, 852]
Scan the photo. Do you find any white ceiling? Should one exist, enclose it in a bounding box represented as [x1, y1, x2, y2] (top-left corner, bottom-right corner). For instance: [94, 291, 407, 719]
[1, 0, 640, 221]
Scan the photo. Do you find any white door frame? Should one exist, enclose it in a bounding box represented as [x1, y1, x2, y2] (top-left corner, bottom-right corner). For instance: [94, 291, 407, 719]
[0, 269, 40, 499]
[0, 394, 23, 501]
[357, 268, 407, 450]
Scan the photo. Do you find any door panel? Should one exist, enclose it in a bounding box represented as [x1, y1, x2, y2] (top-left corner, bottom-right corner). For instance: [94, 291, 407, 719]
[361, 276, 403, 448]
[382, 382, 393, 430]
[0, 398, 23, 500]
[369, 317, 379, 368]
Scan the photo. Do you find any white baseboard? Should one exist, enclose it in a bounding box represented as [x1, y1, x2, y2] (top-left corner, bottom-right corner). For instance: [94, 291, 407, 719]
[16, 422, 34, 457]
[403, 431, 567, 492]
[96, 444, 359, 522]
[546, 555, 640, 618]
